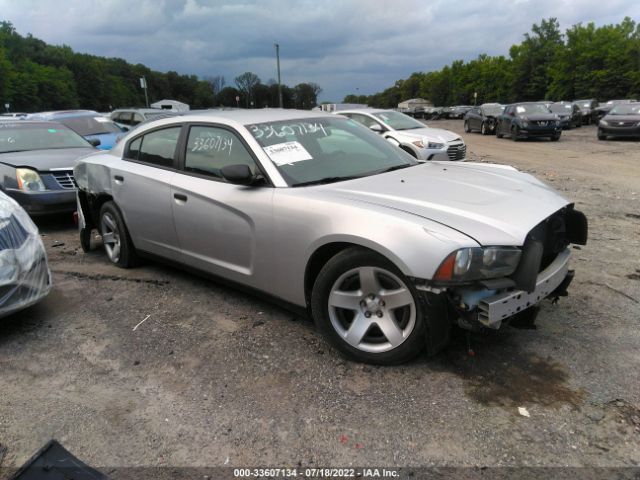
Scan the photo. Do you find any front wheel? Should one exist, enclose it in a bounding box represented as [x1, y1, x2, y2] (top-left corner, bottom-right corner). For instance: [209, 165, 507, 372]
[311, 248, 427, 365]
[597, 130, 607, 141]
[99, 201, 138, 268]
[511, 127, 519, 141]
[464, 120, 471, 133]
[496, 124, 504, 138]
[550, 135, 560, 141]
[481, 122, 488, 135]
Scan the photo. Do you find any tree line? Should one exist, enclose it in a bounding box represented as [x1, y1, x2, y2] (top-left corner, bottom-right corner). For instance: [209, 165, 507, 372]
[343, 17, 640, 108]
[0, 21, 322, 112]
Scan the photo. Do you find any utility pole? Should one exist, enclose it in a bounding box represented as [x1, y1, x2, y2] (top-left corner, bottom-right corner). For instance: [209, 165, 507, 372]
[275, 43, 283, 108]
[140, 76, 149, 107]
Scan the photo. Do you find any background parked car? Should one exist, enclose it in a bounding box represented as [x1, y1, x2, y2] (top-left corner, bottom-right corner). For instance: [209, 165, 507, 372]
[449, 105, 473, 119]
[549, 102, 582, 129]
[26, 110, 125, 150]
[338, 109, 466, 160]
[573, 99, 598, 124]
[464, 103, 504, 135]
[597, 103, 640, 140]
[496, 103, 562, 141]
[0, 190, 52, 318]
[0, 121, 97, 214]
[110, 108, 173, 130]
[594, 99, 637, 121]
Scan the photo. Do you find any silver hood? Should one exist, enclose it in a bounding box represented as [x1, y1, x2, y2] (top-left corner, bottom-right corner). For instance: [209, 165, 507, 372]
[395, 127, 461, 144]
[326, 162, 570, 246]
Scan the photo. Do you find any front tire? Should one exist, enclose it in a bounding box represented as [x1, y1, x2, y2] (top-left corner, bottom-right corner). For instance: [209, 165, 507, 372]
[481, 122, 488, 135]
[511, 126, 519, 141]
[597, 130, 607, 141]
[311, 248, 427, 365]
[99, 201, 138, 268]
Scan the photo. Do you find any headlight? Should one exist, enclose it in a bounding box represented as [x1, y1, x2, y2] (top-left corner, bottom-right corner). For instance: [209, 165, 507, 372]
[555, 120, 561, 126]
[427, 141, 445, 149]
[412, 140, 425, 148]
[434, 247, 522, 282]
[521, 121, 529, 128]
[599, 120, 608, 126]
[16, 168, 46, 192]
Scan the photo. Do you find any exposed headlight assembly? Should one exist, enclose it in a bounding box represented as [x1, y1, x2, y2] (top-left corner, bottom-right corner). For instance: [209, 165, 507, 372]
[16, 168, 46, 192]
[412, 140, 425, 148]
[434, 247, 522, 282]
[427, 141, 445, 149]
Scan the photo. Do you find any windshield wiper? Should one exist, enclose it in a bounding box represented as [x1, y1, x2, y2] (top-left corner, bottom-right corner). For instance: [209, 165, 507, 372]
[292, 175, 361, 187]
[376, 163, 415, 174]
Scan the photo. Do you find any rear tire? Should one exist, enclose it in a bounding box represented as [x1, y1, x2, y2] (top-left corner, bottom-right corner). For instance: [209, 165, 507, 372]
[99, 201, 138, 268]
[311, 247, 428, 365]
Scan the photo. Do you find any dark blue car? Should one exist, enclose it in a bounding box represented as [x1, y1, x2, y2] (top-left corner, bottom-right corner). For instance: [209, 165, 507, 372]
[26, 110, 125, 150]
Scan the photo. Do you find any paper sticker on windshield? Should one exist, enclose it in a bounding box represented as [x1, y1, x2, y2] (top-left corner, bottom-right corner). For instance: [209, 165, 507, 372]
[263, 141, 312, 166]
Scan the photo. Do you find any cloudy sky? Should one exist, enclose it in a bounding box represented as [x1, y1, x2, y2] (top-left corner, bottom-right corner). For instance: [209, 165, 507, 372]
[1, 0, 638, 101]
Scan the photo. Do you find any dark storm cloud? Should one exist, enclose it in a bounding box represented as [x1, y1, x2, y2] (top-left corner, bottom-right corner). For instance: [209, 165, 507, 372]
[1, 0, 638, 101]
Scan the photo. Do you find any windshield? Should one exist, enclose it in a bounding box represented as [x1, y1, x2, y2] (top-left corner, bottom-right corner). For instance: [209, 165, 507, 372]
[550, 104, 572, 113]
[482, 105, 503, 116]
[58, 116, 122, 136]
[371, 111, 425, 131]
[248, 117, 417, 186]
[610, 104, 640, 115]
[578, 101, 592, 108]
[515, 104, 551, 115]
[0, 123, 91, 153]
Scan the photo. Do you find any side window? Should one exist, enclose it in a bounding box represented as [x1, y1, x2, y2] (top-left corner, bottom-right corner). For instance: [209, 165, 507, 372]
[184, 126, 257, 180]
[349, 114, 380, 129]
[133, 113, 144, 125]
[125, 136, 142, 160]
[126, 127, 181, 167]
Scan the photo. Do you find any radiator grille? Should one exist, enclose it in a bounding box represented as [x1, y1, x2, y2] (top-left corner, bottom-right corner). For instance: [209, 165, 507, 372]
[51, 170, 77, 190]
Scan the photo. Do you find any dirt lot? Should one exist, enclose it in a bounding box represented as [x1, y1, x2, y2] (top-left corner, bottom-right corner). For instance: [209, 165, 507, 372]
[1, 121, 639, 474]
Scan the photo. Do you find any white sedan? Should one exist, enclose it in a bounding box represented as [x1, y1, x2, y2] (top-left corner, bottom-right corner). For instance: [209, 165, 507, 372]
[336, 109, 466, 161]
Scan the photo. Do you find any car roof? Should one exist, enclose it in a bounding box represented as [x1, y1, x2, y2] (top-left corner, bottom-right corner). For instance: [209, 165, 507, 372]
[111, 108, 166, 114]
[182, 108, 335, 125]
[29, 110, 101, 119]
[334, 108, 393, 115]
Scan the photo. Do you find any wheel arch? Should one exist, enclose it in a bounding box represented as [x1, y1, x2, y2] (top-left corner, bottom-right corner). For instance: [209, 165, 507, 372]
[303, 239, 411, 308]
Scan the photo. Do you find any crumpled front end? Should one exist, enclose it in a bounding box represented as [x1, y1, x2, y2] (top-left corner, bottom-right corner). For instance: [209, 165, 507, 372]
[0, 194, 52, 318]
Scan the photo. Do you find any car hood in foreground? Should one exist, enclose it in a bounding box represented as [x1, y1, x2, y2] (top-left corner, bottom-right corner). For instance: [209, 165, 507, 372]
[324, 162, 570, 246]
[394, 127, 461, 144]
[0, 148, 98, 171]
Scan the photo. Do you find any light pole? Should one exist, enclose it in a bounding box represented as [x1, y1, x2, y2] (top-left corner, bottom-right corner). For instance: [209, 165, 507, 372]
[275, 43, 283, 108]
[140, 76, 149, 107]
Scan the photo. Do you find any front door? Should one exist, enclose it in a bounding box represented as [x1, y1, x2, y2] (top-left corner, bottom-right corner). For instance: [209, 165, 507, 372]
[170, 124, 274, 288]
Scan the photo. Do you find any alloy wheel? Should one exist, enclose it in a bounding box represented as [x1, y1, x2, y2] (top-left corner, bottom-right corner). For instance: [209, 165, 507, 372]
[327, 266, 416, 353]
[101, 212, 121, 263]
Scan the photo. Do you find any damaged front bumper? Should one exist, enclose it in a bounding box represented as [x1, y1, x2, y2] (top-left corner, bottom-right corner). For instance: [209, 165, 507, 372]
[476, 248, 572, 328]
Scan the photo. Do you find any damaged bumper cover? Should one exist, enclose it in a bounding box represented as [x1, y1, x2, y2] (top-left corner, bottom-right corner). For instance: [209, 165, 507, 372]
[477, 247, 572, 328]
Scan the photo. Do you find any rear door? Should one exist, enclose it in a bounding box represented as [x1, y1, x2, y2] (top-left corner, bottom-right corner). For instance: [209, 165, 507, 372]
[111, 125, 183, 261]
[170, 123, 274, 289]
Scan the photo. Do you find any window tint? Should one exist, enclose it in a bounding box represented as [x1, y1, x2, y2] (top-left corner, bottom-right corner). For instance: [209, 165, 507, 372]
[185, 126, 257, 179]
[127, 127, 181, 167]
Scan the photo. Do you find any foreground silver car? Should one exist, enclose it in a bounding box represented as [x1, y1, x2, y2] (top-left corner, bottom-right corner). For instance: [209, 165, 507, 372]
[74, 110, 587, 364]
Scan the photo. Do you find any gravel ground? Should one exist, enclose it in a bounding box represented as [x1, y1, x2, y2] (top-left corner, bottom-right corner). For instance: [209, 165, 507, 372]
[0, 121, 638, 475]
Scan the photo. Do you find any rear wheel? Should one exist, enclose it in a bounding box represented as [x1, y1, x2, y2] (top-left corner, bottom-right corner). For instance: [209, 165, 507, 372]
[496, 123, 504, 138]
[99, 201, 138, 268]
[311, 248, 427, 365]
[464, 120, 471, 133]
[481, 122, 488, 135]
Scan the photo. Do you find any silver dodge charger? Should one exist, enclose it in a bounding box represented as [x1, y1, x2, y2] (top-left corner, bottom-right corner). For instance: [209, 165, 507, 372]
[74, 109, 587, 364]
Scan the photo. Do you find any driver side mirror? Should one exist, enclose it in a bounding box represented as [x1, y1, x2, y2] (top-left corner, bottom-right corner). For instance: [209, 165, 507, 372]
[369, 124, 384, 134]
[88, 138, 101, 147]
[221, 164, 255, 186]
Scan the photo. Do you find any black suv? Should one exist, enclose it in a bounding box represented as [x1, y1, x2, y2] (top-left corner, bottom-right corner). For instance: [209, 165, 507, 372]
[573, 99, 598, 125]
[464, 103, 504, 135]
[550, 102, 582, 129]
[496, 103, 562, 141]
